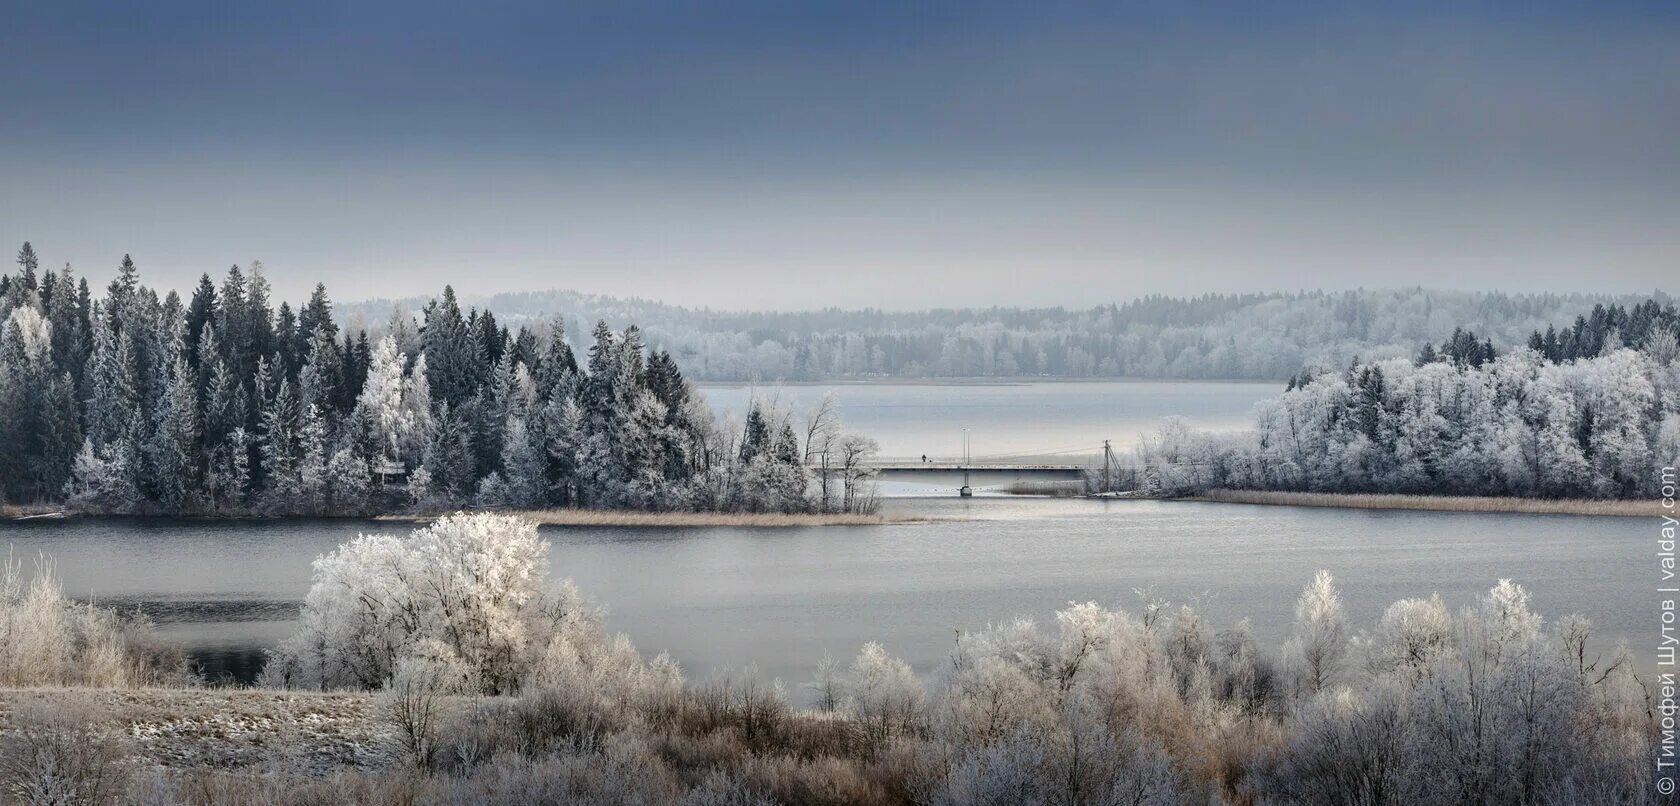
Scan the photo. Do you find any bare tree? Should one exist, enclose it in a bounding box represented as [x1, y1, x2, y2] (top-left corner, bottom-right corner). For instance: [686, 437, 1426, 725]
[836, 433, 879, 513]
[803, 393, 841, 510]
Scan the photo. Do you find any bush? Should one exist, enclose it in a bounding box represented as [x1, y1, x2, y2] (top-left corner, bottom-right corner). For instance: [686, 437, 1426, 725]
[0, 554, 184, 688]
[264, 512, 553, 693]
[0, 702, 134, 806]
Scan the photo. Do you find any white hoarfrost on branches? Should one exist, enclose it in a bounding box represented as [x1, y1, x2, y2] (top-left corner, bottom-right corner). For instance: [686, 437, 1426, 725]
[266, 512, 553, 694]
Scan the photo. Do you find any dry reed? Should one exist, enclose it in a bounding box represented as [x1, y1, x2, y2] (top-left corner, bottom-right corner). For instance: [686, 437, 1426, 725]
[1187, 489, 1661, 517]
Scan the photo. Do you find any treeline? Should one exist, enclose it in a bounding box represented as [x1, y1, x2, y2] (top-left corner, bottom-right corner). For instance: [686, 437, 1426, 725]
[1143, 304, 1680, 499]
[0, 244, 877, 515]
[1523, 298, 1680, 364]
[343, 287, 1674, 381]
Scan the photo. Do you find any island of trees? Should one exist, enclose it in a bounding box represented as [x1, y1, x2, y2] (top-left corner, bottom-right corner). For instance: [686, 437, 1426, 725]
[0, 244, 878, 517]
[1137, 309, 1680, 501]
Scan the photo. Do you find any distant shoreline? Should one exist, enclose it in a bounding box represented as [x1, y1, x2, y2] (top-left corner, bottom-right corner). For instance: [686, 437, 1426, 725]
[0, 504, 923, 527]
[1184, 489, 1660, 518]
[383, 509, 929, 528]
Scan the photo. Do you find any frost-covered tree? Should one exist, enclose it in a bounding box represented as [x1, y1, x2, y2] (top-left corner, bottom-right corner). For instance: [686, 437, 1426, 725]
[1162, 337, 1676, 499]
[357, 335, 411, 465]
[0, 305, 81, 501]
[266, 512, 551, 693]
[1286, 571, 1349, 697]
[4, 247, 861, 517]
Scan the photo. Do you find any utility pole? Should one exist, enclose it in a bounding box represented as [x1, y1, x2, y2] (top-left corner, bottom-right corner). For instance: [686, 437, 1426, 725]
[1102, 439, 1112, 492]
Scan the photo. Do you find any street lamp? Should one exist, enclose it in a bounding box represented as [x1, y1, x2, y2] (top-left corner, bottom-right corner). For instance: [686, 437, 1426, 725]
[959, 428, 973, 497]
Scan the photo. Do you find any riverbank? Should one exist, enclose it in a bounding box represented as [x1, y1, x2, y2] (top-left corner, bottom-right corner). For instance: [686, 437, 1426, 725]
[1187, 488, 1661, 517]
[0, 503, 68, 520]
[384, 508, 928, 527]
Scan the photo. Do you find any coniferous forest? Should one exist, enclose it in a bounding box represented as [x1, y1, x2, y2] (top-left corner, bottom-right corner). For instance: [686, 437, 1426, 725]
[0, 245, 874, 516]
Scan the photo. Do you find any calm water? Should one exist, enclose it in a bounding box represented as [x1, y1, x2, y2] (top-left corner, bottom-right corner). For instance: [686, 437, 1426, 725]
[699, 380, 1275, 460]
[0, 498, 1651, 688]
[0, 382, 1654, 689]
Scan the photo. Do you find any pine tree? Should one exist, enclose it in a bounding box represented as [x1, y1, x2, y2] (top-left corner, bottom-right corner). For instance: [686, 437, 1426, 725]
[259, 376, 301, 510]
[495, 417, 546, 508]
[275, 302, 299, 380]
[216, 265, 248, 359]
[247, 263, 276, 384]
[420, 403, 475, 498]
[46, 264, 86, 387]
[0, 306, 81, 500]
[739, 406, 770, 463]
[15, 242, 39, 292]
[536, 315, 578, 397]
[185, 273, 218, 368]
[422, 286, 476, 408]
[473, 351, 514, 478]
[541, 396, 583, 506]
[298, 283, 338, 345]
[148, 354, 202, 513]
[84, 304, 137, 449]
[296, 402, 330, 514]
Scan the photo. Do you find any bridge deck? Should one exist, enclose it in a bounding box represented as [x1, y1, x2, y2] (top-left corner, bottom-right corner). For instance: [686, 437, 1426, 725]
[865, 462, 1085, 472]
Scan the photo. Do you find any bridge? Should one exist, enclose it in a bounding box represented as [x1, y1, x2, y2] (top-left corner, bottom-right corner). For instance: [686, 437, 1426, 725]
[866, 461, 1085, 475]
[852, 461, 1087, 497]
[808, 434, 1133, 497]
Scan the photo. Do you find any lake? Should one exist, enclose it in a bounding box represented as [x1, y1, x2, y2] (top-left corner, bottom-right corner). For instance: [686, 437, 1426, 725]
[0, 498, 1651, 692]
[0, 381, 1655, 694]
[698, 380, 1276, 460]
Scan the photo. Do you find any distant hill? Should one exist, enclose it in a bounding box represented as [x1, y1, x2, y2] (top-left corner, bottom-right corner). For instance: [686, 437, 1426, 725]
[340, 288, 1673, 382]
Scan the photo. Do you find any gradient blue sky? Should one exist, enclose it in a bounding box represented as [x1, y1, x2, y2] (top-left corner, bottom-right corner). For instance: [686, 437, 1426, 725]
[2, 1, 1675, 308]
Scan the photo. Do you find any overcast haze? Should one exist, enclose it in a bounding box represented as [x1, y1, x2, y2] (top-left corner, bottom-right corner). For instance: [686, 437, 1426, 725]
[2, 1, 1675, 309]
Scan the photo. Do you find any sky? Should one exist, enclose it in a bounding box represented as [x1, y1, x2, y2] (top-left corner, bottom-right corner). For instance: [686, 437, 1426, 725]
[1, 1, 1675, 310]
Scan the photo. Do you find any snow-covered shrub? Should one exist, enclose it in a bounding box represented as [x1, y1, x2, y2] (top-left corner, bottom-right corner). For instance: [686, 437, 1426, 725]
[64, 439, 139, 515]
[844, 642, 922, 744]
[265, 512, 551, 693]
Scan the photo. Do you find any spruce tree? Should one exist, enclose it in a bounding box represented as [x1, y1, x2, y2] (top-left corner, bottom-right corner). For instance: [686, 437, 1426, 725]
[185, 273, 218, 368]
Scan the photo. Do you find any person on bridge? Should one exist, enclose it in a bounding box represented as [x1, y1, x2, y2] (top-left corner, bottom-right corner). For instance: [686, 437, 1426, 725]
[921, 454, 928, 462]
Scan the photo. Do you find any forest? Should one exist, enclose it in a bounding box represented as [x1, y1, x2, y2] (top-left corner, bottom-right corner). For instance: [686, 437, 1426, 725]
[0, 244, 877, 516]
[1139, 308, 1680, 500]
[343, 287, 1676, 382]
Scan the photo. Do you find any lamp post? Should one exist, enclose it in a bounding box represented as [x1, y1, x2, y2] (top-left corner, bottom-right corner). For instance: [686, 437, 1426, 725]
[959, 428, 973, 497]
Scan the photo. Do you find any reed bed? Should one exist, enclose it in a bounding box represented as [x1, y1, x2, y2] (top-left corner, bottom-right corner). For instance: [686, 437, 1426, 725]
[1188, 488, 1662, 517]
